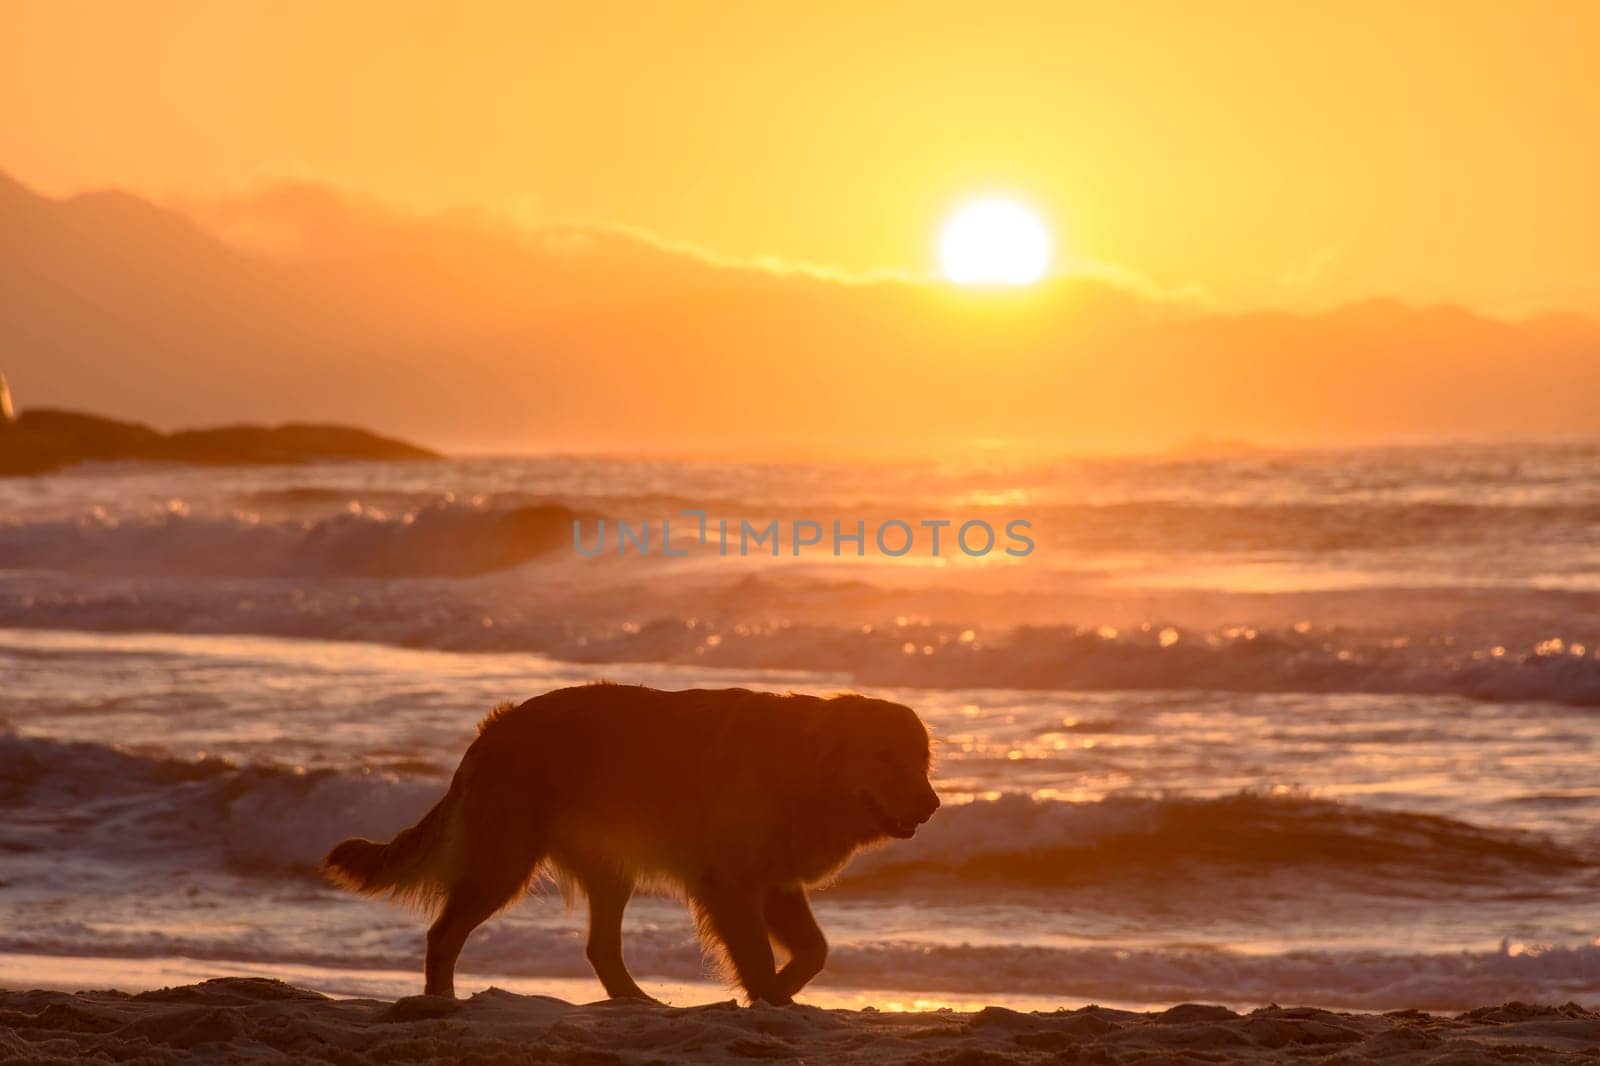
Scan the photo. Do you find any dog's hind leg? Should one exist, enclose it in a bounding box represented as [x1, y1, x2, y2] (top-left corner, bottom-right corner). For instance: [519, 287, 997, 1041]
[425, 880, 516, 997]
[692, 880, 784, 1005]
[424, 799, 543, 997]
[579, 869, 652, 1001]
[765, 887, 827, 1000]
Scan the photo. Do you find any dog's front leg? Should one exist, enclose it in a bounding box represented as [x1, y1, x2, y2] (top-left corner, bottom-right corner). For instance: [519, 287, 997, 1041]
[693, 880, 786, 1005]
[765, 886, 827, 1000]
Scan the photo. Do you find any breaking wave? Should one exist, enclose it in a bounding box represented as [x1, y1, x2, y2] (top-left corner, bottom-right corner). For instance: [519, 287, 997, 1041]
[5, 734, 1598, 1009]
[3, 921, 1597, 1011]
[2, 735, 1586, 891]
[556, 618, 1600, 707]
[7, 491, 1600, 574]
[0, 501, 587, 577]
[840, 790, 1591, 889]
[3, 574, 1599, 704]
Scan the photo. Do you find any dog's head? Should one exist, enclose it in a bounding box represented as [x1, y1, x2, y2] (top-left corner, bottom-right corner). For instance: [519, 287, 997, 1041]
[816, 695, 941, 840]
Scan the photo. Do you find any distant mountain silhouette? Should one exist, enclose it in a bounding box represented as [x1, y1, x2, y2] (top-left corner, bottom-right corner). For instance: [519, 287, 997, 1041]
[0, 405, 438, 476]
[3, 171, 1597, 454]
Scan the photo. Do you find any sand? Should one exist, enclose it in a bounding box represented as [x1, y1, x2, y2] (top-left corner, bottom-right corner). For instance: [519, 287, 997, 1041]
[3, 978, 1599, 1065]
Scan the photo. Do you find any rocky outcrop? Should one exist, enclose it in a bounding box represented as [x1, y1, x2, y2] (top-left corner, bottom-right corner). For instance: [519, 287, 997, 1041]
[0, 405, 440, 476]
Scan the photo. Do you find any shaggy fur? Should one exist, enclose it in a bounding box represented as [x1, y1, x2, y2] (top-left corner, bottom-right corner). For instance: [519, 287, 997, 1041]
[323, 683, 941, 1003]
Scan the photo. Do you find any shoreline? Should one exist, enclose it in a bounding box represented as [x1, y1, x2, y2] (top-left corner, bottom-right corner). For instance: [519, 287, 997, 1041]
[4, 976, 1599, 1065]
[0, 952, 1114, 1016]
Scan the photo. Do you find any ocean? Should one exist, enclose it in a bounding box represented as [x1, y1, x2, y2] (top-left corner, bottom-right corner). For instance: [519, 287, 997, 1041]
[2, 443, 1599, 1011]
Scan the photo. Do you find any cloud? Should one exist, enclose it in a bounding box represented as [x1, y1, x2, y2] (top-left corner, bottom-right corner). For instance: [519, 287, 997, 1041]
[16, 170, 1594, 457]
[177, 179, 1206, 302]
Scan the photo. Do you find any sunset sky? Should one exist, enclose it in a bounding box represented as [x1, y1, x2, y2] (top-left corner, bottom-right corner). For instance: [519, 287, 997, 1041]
[5, 1, 1598, 315]
[4, 2, 1599, 454]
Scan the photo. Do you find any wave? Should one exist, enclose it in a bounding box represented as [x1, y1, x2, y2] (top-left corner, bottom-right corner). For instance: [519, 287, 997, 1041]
[0, 501, 588, 577]
[1, 735, 1586, 892]
[1, 899, 1595, 1011]
[215, 494, 1600, 553]
[8, 491, 1600, 577]
[5, 734, 1598, 1010]
[5, 919, 1596, 1011]
[0, 733, 442, 877]
[3, 571, 1599, 703]
[559, 619, 1600, 708]
[840, 790, 1590, 890]
[4, 925, 1597, 1012]
[1017, 499, 1600, 554]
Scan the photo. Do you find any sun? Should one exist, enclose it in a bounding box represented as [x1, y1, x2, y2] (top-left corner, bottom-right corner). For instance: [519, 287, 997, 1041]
[938, 198, 1052, 285]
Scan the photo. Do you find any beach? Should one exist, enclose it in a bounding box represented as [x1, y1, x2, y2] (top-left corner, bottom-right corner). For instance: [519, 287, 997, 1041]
[8, 8, 1600, 1060]
[7, 977, 1600, 1064]
[2, 447, 1598, 1057]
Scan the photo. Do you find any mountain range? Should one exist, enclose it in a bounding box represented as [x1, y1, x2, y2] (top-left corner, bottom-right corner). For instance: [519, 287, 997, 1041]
[4, 172, 1596, 455]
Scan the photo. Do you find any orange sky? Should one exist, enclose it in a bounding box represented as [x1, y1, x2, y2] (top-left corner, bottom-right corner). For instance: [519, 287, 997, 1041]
[4, 1, 1598, 315]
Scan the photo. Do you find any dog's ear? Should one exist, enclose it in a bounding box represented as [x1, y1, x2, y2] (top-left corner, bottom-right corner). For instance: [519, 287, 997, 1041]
[802, 698, 851, 779]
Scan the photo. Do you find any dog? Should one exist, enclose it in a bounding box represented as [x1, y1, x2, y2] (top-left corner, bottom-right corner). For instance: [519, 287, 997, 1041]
[323, 683, 940, 1003]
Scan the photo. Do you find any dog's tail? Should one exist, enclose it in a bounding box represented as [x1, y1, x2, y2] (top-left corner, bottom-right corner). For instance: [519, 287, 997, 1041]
[322, 774, 467, 912]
